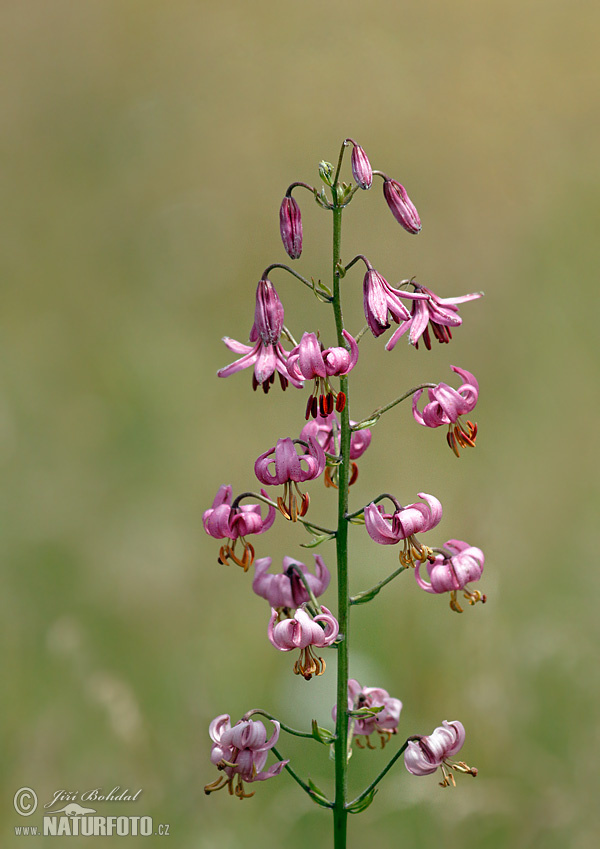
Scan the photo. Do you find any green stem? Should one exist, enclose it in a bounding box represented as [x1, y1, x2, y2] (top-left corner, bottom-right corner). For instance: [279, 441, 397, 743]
[331, 201, 350, 849]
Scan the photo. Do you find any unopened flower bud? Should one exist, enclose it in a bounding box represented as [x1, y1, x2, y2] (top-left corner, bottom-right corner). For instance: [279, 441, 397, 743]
[348, 140, 372, 190]
[279, 195, 303, 260]
[319, 161, 335, 187]
[383, 179, 421, 234]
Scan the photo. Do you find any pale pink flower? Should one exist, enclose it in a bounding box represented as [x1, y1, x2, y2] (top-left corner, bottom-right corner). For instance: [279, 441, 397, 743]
[204, 714, 288, 799]
[203, 485, 275, 570]
[218, 278, 302, 393]
[300, 413, 371, 489]
[404, 720, 477, 787]
[287, 330, 358, 418]
[332, 679, 402, 748]
[254, 436, 326, 521]
[386, 282, 483, 351]
[415, 539, 485, 612]
[363, 263, 427, 338]
[412, 366, 479, 456]
[300, 413, 371, 460]
[268, 604, 339, 680]
[364, 493, 442, 566]
[252, 555, 330, 609]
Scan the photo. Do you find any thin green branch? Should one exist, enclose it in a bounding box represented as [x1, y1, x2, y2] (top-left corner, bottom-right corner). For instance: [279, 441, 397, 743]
[281, 324, 298, 347]
[333, 141, 348, 189]
[344, 493, 401, 522]
[351, 383, 437, 430]
[271, 745, 334, 807]
[236, 491, 336, 536]
[262, 263, 333, 301]
[354, 324, 369, 344]
[350, 564, 408, 605]
[242, 709, 317, 740]
[346, 740, 410, 810]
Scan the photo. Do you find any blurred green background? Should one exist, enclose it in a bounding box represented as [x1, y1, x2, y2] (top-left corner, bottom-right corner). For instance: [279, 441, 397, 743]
[2, 1, 599, 847]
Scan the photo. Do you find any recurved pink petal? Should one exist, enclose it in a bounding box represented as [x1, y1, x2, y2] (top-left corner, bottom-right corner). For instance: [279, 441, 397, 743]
[311, 606, 339, 646]
[404, 740, 439, 775]
[254, 759, 289, 781]
[204, 503, 235, 539]
[209, 714, 231, 744]
[364, 503, 399, 545]
[253, 344, 278, 385]
[296, 332, 327, 379]
[217, 341, 260, 378]
[221, 337, 255, 355]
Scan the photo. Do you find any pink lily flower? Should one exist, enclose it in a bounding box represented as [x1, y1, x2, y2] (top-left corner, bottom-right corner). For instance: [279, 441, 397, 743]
[364, 493, 442, 566]
[300, 413, 371, 460]
[217, 278, 303, 393]
[386, 281, 483, 351]
[415, 539, 485, 613]
[332, 679, 402, 748]
[287, 330, 359, 419]
[346, 139, 373, 190]
[203, 485, 275, 571]
[363, 263, 428, 339]
[252, 555, 331, 609]
[268, 604, 339, 680]
[404, 720, 477, 787]
[412, 366, 479, 456]
[300, 413, 371, 490]
[254, 436, 326, 521]
[204, 714, 288, 799]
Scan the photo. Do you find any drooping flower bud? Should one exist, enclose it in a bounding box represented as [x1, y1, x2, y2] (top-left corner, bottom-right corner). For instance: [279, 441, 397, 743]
[251, 278, 285, 345]
[347, 139, 372, 190]
[383, 179, 421, 234]
[279, 195, 303, 260]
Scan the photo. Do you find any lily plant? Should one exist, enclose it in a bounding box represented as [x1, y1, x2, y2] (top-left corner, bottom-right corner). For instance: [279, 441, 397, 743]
[203, 139, 485, 848]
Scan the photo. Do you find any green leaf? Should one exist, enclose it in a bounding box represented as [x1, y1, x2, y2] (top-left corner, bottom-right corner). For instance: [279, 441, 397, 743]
[300, 532, 336, 549]
[347, 788, 378, 814]
[311, 719, 335, 745]
[348, 514, 365, 526]
[348, 705, 384, 718]
[351, 415, 381, 431]
[350, 585, 382, 604]
[307, 778, 332, 808]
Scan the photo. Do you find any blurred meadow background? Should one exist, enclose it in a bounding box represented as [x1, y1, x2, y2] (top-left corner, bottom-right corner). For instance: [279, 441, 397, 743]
[2, 1, 599, 847]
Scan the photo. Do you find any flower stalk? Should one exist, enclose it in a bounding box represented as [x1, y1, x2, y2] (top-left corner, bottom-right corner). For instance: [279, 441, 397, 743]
[331, 199, 351, 849]
[205, 140, 485, 845]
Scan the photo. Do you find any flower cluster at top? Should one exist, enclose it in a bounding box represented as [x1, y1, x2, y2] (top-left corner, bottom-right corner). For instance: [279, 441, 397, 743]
[203, 138, 485, 802]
